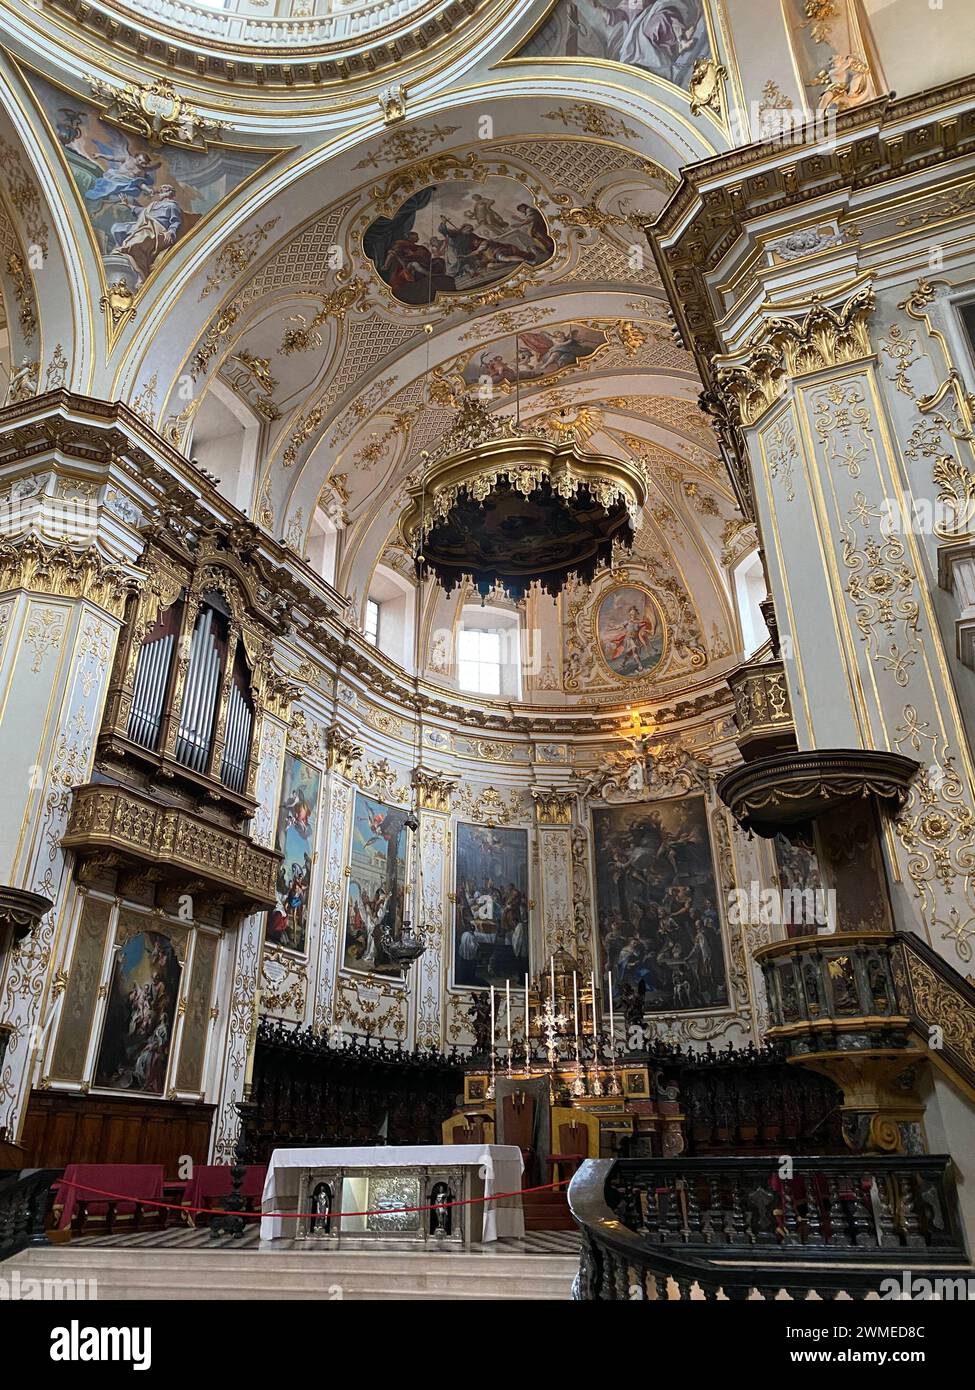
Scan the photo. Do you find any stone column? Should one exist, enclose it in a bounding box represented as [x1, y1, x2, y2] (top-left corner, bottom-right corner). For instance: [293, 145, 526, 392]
[411, 769, 456, 1051]
[0, 543, 132, 1142]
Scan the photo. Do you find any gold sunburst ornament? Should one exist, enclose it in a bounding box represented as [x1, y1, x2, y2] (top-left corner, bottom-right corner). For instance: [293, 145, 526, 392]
[400, 399, 648, 600]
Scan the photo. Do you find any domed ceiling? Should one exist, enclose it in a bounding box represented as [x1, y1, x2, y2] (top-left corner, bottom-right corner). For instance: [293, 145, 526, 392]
[0, 0, 757, 712]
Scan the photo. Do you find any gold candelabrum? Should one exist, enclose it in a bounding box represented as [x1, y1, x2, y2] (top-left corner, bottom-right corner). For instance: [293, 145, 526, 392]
[485, 950, 622, 1102]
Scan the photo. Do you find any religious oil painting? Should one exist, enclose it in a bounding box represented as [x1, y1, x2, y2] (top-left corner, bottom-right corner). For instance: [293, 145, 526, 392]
[342, 791, 410, 975]
[595, 584, 664, 678]
[520, 0, 711, 89]
[94, 928, 182, 1094]
[453, 822, 530, 989]
[363, 176, 555, 306]
[593, 797, 728, 1014]
[267, 753, 321, 954]
[28, 73, 269, 291]
[462, 323, 607, 391]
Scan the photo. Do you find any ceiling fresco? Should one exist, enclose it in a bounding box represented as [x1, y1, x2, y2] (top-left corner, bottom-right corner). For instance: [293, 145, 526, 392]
[0, 35, 753, 707]
[519, 0, 712, 88]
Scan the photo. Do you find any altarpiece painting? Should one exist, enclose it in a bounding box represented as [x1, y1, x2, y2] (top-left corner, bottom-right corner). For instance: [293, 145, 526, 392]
[342, 791, 410, 976]
[94, 928, 182, 1094]
[452, 823, 530, 989]
[267, 752, 321, 954]
[593, 796, 728, 1013]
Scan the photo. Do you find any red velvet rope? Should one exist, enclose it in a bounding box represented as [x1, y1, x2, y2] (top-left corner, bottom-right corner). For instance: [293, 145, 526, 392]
[55, 1175, 572, 1222]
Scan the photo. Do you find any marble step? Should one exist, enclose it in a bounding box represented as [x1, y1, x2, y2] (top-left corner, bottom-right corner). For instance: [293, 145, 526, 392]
[9, 1246, 578, 1301]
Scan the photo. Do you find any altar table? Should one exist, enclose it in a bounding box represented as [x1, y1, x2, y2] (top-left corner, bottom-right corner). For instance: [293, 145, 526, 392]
[260, 1144, 525, 1246]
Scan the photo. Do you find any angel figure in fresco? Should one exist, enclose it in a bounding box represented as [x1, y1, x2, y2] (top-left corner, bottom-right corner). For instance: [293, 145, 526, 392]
[283, 783, 313, 838]
[589, 0, 705, 83]
[83, 145, 161, 206]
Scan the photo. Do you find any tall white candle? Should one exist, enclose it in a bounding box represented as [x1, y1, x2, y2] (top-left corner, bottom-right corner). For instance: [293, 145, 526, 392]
[572, 970, 579, 1037]
[525, 972, 530, 1040]
[608, 971, 615, 1053]
[550, 956, 556, 1006]
[489, 984, 495, 1050]
[506, 978, 511, 1043]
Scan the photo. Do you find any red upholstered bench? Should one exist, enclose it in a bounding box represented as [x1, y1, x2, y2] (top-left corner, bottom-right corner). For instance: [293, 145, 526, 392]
[55, 1164, 166, 1234]
[180, 1164, 267, 1224]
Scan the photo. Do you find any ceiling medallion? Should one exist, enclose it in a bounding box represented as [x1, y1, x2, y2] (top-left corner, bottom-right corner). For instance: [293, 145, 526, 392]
[400, 399, 648, 600]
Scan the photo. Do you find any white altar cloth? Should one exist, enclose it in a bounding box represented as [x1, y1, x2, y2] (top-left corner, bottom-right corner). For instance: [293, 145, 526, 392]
[260, 1144, 525, 1242]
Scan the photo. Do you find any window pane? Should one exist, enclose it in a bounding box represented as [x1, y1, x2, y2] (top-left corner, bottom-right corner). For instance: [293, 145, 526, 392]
[458, 629, 479, 661]
[364, 599, 379, 644]
[479, 664, 501, 694]
[458, 660, 479, 689]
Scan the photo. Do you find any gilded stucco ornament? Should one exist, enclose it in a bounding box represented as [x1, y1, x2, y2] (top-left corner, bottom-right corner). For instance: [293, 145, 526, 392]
[326, 726, 363, 778]
[88, 75, 223, 150]
[688, 58, 728, 118]
[531, 787, 575, 825]
[100, 280, 136, 332]
[411, 766, 456, 813]
[715, 286, 876, 428]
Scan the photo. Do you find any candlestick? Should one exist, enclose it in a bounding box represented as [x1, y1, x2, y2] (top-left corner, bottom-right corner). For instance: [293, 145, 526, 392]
[608, 970, 615, 1055]
[489, 984, 495, 1049]
[572, 970, 579, 1038]
[550, 956, 556, 1006]
[506, 978, 511, 1044]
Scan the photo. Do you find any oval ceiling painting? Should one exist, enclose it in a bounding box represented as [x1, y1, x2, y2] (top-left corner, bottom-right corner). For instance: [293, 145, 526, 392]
[363, 176, 555, 306]
[595, 584, 665, 679]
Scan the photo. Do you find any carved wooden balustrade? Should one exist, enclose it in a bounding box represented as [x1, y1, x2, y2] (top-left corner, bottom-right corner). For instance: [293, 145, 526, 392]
[568, 1155, 968, 1301]
[0, 1169, 62, 1262]
[726, 657, 796, 761]
[247, 1019, 465, 1160]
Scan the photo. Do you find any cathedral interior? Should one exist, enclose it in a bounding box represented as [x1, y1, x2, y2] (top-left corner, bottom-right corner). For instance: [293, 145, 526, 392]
[1, 0, 975, 1326]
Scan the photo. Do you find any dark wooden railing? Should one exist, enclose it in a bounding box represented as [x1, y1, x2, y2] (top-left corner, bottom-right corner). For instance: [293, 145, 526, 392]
[568, 1156, 969, 1300]
[0, 1169, 61, 1262]
[249, 1019, 464, 1159]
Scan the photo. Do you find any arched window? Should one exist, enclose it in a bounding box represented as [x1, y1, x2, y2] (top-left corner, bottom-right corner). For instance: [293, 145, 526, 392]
[457, 603, 522, 698]
[733, 551, 770, 656]
[187, 381, 260, 514]
[365, 564, 415, 668]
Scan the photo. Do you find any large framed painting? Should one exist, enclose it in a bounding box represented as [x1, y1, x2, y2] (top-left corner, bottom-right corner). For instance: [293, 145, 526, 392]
[94, 926, 183, 1093]
[363, 176, 554, 306]
[26, 72, 271, 292]
[342, 791, 410, 975]
[452, 823, 530, 989]
[595, 584, 664, 679]
[592, 796, 728, 1013]
[266, 752, 322, 954]
[520, 0, 711, 90]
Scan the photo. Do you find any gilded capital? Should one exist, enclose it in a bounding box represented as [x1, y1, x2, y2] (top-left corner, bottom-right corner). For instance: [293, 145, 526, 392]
[411, 765, 457, 813]
[715, 285, 877, 427]
[326, 725, 363, 779]
[531, 786, 576, 824]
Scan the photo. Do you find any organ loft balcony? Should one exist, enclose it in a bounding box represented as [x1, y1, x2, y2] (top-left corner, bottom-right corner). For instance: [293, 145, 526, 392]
[62, 517, 290, 923]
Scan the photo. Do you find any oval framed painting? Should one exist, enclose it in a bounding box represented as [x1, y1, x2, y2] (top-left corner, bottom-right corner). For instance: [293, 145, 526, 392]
[594, 584, 665, 680]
